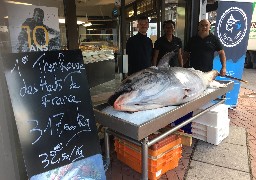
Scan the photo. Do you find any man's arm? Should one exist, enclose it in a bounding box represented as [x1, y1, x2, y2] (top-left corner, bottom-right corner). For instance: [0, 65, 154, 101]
[182, 51, 190, 67]
[218, 49, 226, 76]
[183, 37, 192, 68]
[178, 48, 183, 67]
[126, 38, 131, 55]
[152, 49, 159, 66]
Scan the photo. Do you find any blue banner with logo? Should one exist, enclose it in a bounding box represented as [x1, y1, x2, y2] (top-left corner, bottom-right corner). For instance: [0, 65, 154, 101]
[213, 1, 253, 106]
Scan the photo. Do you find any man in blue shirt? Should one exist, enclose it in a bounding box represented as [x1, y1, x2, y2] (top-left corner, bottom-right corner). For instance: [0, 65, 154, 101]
[126, 16, 153, 75]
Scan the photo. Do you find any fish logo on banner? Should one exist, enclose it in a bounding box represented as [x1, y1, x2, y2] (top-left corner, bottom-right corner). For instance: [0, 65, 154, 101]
[215, 2, 252, 62]
[213, 1, 253, 107]
[217, 7, 247, 48]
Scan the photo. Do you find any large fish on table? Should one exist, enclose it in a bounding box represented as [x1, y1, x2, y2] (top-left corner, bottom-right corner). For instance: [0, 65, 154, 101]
[108, 52, 221, 112]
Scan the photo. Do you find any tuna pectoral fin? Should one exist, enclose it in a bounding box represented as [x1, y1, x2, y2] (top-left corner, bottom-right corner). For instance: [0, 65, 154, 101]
[183, 88, 191, 99]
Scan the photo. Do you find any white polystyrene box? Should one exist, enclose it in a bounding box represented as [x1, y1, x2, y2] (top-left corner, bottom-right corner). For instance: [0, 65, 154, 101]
[192, 133, 207, 142]
[191, 118, 230, 145]
[193, 104, 228, 127]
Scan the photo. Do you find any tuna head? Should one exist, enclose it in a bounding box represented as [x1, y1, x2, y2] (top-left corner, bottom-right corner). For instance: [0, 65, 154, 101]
[108, 67, 170, 111]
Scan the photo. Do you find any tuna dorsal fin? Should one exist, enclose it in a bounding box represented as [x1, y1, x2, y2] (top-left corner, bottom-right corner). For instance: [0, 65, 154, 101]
[157, 50, 177, 68]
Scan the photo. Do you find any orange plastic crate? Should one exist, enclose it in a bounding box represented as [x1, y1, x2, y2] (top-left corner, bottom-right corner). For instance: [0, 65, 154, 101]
[115, 134, 181, 157]
[116, 145, 182, 171]
[116, 150, 181, 180]
[114, 140, 182, 166]
[114, 135, 182, 180]
[148, 134, 180, 150]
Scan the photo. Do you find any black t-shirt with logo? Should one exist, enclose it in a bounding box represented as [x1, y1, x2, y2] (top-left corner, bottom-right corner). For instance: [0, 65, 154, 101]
[184, 33, 223, 72]
[154, 35, 182, 66]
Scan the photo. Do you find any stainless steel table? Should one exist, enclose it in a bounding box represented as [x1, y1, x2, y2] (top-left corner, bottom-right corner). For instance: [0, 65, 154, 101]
[93, 81, 234, 180]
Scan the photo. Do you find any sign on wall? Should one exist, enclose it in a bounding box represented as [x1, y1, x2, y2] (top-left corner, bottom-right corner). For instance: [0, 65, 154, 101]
[213, 1, 253, 106]
[7, 5, 60, 53]
[3, 50, 105, 179]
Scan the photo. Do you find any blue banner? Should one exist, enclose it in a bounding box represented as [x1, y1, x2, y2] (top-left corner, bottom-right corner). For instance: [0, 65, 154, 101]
[213, 1, 253, 106]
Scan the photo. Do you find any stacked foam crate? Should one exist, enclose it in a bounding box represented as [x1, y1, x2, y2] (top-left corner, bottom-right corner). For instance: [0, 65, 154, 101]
[192, 103, 230, 145]
[114, 134, 182, 180]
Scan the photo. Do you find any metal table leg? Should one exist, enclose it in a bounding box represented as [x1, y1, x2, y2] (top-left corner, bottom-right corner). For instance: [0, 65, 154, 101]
[141, 137, 149, 180]
[104, 127, 110, 170]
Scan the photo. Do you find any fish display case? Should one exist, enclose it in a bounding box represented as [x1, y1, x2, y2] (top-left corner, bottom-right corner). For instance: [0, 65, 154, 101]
[81, 45, 116, 88]
[93, 80, 234, 179]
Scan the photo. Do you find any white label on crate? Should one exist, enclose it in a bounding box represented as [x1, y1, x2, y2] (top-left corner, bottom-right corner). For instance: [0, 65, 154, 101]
[156, 169, 162, 177]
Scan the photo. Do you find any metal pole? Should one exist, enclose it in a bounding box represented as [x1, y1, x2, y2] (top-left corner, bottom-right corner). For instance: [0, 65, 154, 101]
[63, 0, 79, 49]
[191, 0, 200, 36]
[141, 137, 149, 180]
[120, 0, 126, 79]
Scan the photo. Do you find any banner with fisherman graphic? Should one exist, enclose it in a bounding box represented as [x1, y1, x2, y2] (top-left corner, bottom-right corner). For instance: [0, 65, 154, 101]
[7, 4, 60, 53]
[213, 0, 253, 106]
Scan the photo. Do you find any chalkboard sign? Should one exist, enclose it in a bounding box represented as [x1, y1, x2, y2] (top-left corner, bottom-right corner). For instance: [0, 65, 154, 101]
[3, 50, 103, 178]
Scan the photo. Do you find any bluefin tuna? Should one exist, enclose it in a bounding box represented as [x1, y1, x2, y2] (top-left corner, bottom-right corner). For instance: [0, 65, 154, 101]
[108, 52, 221, 112]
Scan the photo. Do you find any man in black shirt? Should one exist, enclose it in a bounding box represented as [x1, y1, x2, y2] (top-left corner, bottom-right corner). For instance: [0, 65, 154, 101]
[184, 19, 226, 76]
[126, 16, 153, 75]
[153, 20, 183, 67]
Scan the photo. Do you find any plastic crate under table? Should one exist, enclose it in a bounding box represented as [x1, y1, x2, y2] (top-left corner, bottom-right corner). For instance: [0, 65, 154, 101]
[114, 134, 182, 179]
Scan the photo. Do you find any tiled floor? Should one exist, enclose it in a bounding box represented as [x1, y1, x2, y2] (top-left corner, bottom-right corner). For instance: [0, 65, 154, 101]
[91, 69, 256, 180]
[229, 88, 256, 180]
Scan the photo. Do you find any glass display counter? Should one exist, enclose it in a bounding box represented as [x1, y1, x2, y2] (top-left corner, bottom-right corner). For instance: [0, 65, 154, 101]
[82, 50, 115, 64]
[80, 47, 116, 88]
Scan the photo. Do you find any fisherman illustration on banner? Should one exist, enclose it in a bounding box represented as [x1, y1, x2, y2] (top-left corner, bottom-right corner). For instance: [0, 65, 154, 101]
[213, 0, 253, 106]
[7, 4, 60, 53]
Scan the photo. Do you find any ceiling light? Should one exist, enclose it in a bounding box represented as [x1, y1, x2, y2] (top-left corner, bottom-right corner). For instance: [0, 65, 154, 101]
[128, 10, 134, 17]
[82, 15, 92, 27]
[77, 20, 84, 25]
[82, 19, 92, 27]
[59, 19, 65, 24]
[82, 22, 92, 27]
[5, 1, 32, 5]
[59, 18, 85, 25]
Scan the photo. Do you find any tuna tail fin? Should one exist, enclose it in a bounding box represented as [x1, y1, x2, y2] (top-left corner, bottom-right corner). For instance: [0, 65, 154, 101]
[157, 50, 177, 69]
[205, 70, 219, 83]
